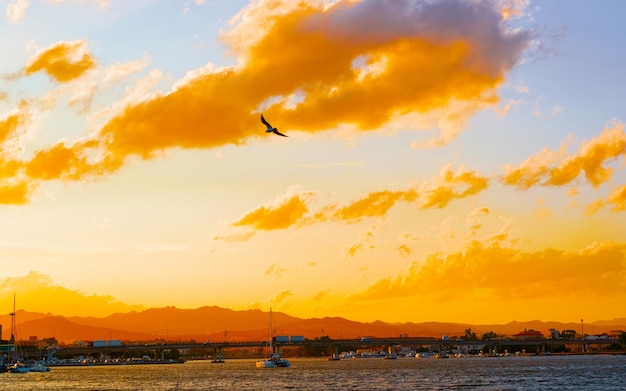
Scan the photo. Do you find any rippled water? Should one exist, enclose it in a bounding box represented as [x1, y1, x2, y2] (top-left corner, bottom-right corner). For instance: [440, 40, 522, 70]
[2, 355, 625, 390]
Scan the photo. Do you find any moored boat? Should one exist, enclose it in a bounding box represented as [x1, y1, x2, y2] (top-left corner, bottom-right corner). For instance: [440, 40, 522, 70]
[256, 308, 290, 368]
[28, 361, 51, 372]
[6, 295, 34, 374]
[256, 358, 276, 368]
[8, 361, 29, 373]
[256, 353, 291, 368]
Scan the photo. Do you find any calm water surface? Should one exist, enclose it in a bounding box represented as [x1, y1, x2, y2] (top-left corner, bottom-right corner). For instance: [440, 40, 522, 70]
[2, 355, 625, 390]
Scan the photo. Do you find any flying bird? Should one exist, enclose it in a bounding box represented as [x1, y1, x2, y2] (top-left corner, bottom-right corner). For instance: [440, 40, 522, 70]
[261, 114, 287, 137]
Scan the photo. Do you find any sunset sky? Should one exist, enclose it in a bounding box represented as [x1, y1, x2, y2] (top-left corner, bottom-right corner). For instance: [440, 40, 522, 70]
[1, 0, 625, 326]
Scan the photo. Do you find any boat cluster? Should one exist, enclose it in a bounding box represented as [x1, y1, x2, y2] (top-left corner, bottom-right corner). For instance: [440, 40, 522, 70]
[44, 356, 183, 366]
[334, 350, 392, 359]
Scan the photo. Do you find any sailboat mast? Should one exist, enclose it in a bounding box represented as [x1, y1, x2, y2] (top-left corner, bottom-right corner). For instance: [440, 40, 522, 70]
[10, 293, 16, 344]
[269, 307, 273, 353]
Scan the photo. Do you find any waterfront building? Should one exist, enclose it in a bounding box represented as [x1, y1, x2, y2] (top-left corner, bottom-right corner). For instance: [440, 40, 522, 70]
[513, 329, 544, 340]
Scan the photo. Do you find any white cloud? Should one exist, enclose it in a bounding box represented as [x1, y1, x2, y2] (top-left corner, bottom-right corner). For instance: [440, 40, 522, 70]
[6, 0, 30, 24]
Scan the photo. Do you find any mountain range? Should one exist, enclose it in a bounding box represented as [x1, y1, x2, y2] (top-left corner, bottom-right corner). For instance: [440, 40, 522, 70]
[1, 307, 624, 344]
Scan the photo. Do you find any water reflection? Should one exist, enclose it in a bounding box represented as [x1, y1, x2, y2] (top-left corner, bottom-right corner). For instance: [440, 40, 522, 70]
[2, 355, 624, 390]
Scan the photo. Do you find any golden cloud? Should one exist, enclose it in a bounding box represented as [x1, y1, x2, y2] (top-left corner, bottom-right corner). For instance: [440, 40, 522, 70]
[272, 289, 294, 305]
[331, 189, 417, 222]
[398, 244, 411, 257]
[24, 40, 96, 82]
[418, 165, 489, 209]
[503, 121, 626, 189]
[3, 0, 528, 203]
[584, 199, 604, 216]
[265, 262, 287, 278]
[0, 107, 31, 204]
[585, 185, 626, 215]
[230, 164, 489, 233]
[232, 188, 314, 230]
[0, 180, 30, 205]
[398, 232, 419, 257]
[0, 159, 22, 180]
[607, 185, 626, 211]
[0, 271, 143, 317]
[23, 138, 122, 182]
[347, 239, 626, 303]
[312, 289, 329, 301]
[345, 223, 378, 257]
[466, 206, 489, 236]
[0, 112, 24, 145]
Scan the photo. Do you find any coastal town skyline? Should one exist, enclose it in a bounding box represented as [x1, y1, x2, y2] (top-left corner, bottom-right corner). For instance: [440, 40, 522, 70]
[1, 0, 625, 325]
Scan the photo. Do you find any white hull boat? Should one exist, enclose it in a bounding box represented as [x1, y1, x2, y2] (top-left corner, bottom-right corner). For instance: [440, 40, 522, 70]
[256, 308, 290, 368]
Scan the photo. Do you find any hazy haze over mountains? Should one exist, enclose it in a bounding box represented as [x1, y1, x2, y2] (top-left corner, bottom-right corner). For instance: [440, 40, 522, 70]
[1, 307, 624, 344]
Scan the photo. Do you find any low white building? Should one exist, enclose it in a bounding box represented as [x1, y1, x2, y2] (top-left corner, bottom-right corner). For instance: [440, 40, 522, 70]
[452, 342, 485, 355]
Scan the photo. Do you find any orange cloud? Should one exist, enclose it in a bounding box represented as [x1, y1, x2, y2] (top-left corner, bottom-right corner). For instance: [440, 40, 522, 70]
[418, 165, 489, 209]
[234, 0, 527, 133]
[312, 290, 329, 301]
[232, 188, 314, 230]
[25, 142, 88, 181]
[0, 108, 31, 204]
[0, 271, 143, 317]
[503, 121, 626, 189]
[345, 223, 378, 257]
[5, 0, 528, 201]
[212, 231, 255, 242]
[0, 112, 24, 145]
[24, 40, 96, 82]
[23, 139, 122, 182]
[466, 206, 490, 235]
[398, 232, 419, 257]
[265, 262, 287, 278]
[0, 180, 30, 205]
[230, 164, 488, 234]
[585, 185, 626, 215]
[272, 290, 294, 305]
[533, 205, 552, 219]
[546, 123, 625, 187]
[331, 189, 417, 222]
[0, 159, 22, 180]
[584, 199, 604, 216]
[347, 239, 626, 303]
[606, 185, 626, 211]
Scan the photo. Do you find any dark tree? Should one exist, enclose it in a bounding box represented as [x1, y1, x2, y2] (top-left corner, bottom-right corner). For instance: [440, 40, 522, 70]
[297, 336, 334, 357]
[464, 328, 478, 341]
[481, 331, 497, 340]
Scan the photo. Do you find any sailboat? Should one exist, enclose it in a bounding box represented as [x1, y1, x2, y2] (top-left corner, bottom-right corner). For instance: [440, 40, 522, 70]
[7, 294, 29, 373]
[255, 308, 290, 368]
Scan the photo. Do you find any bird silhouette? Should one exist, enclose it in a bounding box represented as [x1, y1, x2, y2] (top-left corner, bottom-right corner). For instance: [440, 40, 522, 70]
[261, 114, 287, 137]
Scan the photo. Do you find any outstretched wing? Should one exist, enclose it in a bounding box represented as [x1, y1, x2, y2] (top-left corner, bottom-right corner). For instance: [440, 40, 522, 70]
[260, 114, 272, 128]
[272, 129, 288, 137]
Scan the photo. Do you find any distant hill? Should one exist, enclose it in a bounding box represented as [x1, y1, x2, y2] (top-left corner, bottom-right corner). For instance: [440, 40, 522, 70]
[66, 306, 300, 336]
[11, 315, 154, 342]
[1, 307, 624, 344]
[590, 318, 626, 327]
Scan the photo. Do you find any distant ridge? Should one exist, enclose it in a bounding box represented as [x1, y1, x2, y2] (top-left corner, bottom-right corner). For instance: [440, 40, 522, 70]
[1, 308, 624, 344]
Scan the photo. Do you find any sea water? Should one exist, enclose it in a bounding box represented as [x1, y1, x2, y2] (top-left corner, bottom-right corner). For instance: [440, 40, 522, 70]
[2, 355, 625, 390]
